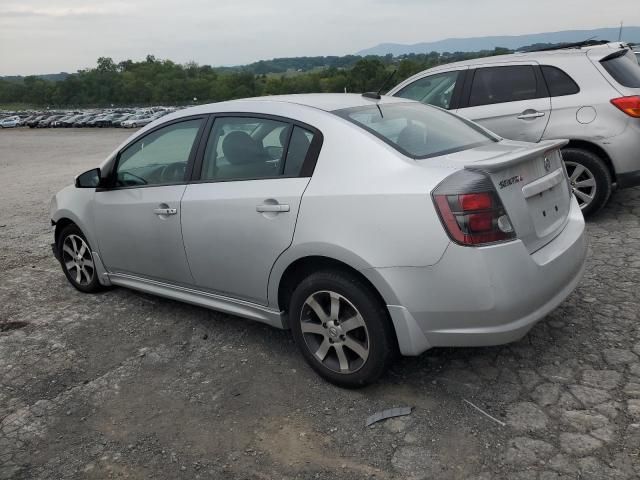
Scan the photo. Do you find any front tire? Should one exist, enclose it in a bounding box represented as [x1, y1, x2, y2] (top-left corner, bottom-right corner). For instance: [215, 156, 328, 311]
[57, 224, 102, 293]
[289, 270, 396, 388]
[562, 148, 612, 217]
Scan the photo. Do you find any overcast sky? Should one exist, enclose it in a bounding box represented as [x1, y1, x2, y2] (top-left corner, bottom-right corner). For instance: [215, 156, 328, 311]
[1, 0, 638, 75]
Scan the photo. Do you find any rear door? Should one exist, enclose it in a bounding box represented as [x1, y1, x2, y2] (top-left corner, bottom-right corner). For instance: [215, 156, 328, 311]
[180, 114, 323, 305]
[457, 63, 551, 142]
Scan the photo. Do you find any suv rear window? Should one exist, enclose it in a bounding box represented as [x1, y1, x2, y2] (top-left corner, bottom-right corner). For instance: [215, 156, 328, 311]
[469, 65, 540, 107]
[541, 66, 580, 96]
[334, 102, 495, 159]
[600, 50, 640, 88]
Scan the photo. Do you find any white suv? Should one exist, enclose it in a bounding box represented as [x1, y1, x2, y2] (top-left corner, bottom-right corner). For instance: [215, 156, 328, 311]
[389, 42, 640, 216]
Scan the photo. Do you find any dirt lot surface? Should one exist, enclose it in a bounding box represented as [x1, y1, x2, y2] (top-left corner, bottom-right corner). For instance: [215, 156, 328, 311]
[1, 128, 639, 479]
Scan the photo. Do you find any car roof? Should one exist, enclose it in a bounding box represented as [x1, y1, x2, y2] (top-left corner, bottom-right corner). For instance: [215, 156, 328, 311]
[188, 93, 414, 115]
[422, 41, 630, 71]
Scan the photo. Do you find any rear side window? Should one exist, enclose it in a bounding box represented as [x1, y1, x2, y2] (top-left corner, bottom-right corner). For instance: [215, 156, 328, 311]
[394, 70, 461, 109]
[200, 118, 317, 181]
[469, 66, 540, 107]
[284, 126, 314, 176]
[334, 102, 495, 159]
[541, 66, 580, 96]
[600, 51, 640, 88]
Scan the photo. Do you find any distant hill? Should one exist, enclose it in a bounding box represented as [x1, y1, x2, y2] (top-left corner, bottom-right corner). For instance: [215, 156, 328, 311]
[1, 73, 69, 82]
[357, 27, 640, 56]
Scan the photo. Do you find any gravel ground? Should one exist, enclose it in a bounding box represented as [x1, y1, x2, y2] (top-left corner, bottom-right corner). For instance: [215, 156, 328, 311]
[1, 128, 639, 480]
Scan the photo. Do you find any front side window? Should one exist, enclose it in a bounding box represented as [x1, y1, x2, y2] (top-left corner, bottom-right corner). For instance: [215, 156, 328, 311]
[394, 70, 461, 109]
[116, 119, 202, 187]
[201, 117, 315, 181]
[469, 66, 540, 107]
[334, 102, 495, 159]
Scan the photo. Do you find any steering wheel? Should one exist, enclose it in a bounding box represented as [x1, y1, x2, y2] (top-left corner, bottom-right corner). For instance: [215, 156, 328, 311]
[162, 162, 186, 182]
[119, 171, 148, 186]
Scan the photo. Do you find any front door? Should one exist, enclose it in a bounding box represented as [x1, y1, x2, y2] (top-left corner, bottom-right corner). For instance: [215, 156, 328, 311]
[94, 117, 205, 285]
[181, 115, 320, 305]
[457, 64, 551, 143]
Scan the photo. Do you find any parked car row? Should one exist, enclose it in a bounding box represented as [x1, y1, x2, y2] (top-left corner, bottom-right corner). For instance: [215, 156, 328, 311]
[0, 107, 176, 129]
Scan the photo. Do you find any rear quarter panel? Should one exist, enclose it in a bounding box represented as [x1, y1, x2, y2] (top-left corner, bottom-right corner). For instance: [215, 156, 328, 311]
[268, 116, 454, 307]
[541, 54, 630, 142]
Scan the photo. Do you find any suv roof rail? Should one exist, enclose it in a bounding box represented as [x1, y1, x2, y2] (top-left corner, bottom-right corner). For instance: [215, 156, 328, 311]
[528, 39, 610, 52]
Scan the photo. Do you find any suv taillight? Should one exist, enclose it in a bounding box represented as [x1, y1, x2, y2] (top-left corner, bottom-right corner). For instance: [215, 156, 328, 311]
[432, 170, 516, 246]
[611, 96, 640, 118]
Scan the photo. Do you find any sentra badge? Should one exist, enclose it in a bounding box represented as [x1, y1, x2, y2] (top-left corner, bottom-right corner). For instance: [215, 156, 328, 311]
[499, 175, 524, 189]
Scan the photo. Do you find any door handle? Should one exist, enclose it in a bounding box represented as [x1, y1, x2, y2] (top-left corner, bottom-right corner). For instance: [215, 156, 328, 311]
[256, 204, 290, 213]
[517, 111, 546, 120]
[154, 208, 177, 215]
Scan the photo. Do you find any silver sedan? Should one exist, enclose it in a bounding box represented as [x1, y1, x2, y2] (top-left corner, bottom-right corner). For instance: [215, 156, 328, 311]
[50, 94, 587, 387]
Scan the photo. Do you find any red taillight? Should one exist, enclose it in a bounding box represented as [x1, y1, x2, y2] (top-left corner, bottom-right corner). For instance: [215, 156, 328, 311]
[433, 170, 516, 246]
[468, 212, 494, 232]
[459, 192, 492, 211]
[611, 96, 640, 118]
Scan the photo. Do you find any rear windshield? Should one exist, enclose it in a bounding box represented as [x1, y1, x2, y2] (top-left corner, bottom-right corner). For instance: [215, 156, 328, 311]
[600, 50, 640, 88]
[333, 102, 495, 159]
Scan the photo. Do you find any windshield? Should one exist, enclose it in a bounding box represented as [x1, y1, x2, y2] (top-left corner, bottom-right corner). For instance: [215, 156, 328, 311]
[333, 102, 496, 159]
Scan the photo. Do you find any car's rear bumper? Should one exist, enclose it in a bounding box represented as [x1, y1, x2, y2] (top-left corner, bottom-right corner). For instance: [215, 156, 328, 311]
[599, 120, 640, 185]
[380, 196, 587, 356]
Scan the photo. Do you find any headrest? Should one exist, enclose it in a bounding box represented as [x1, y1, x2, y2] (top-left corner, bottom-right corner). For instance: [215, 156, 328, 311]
[222, 131, 261, 165]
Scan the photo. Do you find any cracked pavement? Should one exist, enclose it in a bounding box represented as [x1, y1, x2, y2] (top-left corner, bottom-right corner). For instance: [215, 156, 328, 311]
[1, 129, 639, 479]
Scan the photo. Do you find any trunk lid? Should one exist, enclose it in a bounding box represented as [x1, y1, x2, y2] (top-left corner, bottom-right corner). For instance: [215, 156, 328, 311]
[463, 139, 571, 253]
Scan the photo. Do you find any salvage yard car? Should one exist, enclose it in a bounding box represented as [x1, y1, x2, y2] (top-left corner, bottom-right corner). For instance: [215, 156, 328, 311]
[0, 116, 21, 128]
[50, 94, 587, 387]
[389, 42, 640, 216]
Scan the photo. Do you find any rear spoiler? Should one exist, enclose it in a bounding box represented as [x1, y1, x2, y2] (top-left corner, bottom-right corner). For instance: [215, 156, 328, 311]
[600, 48, 629, 62]
[464, 139, 569, 173]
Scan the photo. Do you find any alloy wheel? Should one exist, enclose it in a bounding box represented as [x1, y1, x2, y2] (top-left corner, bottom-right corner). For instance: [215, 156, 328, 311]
[565, 161, 597, 210]
[61, 234, 95, 285]
[300, 290, 369, 374]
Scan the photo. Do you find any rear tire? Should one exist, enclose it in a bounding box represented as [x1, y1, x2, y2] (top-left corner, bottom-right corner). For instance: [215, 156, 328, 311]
[57, 224, 103, 293]
[562, 148, 612, 217]
[289, 270, 395, 388]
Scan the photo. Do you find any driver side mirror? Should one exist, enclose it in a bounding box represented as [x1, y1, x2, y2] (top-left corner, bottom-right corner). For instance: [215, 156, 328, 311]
[75, 168, 101, 188]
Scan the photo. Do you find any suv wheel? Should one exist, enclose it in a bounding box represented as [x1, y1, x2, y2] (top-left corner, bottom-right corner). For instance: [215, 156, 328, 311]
[562, 148, 612, 217]
[289, 270, 395, 388]
[57, 224, 102, 293]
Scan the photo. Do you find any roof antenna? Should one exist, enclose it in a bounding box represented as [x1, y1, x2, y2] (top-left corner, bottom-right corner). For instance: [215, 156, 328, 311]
[618, 20, 624, 41]
[362, 69, 397, 100]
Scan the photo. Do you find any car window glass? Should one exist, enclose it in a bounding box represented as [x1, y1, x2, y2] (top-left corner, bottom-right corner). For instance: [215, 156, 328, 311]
[284, 126, 314, 176]
[469, 66, 539, 107]
[394, 70, 460, 109]
[600, 51, 640, 88]
[201, 117, 291, 181]
[541, 66, 580, 96]
[335, 102, 494, 159]
[116, 119, 202, 187]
